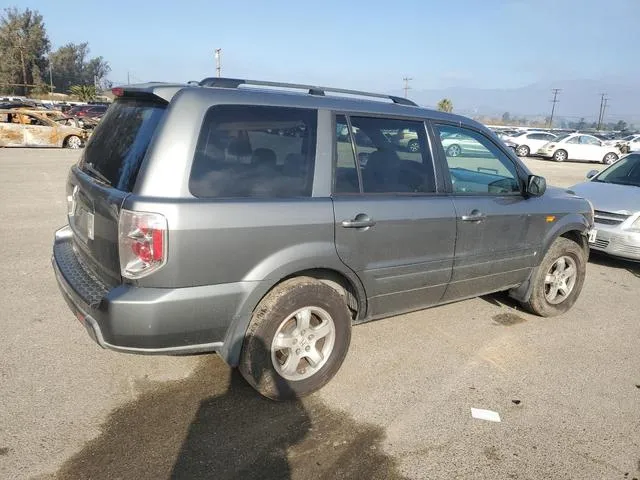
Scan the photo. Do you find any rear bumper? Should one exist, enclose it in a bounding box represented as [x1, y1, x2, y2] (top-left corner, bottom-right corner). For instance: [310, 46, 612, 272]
[52, 226, 258, 355]
[589, 226, 640, 261]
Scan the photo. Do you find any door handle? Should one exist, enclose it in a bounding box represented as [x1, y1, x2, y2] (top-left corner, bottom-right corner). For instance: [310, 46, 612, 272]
[461, 210, 487, 222]
[342, 214, 376, 229]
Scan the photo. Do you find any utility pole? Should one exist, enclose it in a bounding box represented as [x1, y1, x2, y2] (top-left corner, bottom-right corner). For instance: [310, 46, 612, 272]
[215, 49, 222, 78]
[601, 98, 609, 128]
[597, 93, 607, 130]
[402, 77, 412, 98]
[48, 62, 54, 97]
[548, 88, 561, 128]
[127, 71, 130, 85]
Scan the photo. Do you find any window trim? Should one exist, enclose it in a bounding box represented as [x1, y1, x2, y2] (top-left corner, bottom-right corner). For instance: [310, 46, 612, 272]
[330, 111, 440, 197]
[430, 121, 528, 197]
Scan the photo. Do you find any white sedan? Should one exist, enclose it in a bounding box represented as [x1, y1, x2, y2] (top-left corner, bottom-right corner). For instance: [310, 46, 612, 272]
[536, 133, 621, 164]
[503, 131, 557, 157]
[605, 134, 640, 152]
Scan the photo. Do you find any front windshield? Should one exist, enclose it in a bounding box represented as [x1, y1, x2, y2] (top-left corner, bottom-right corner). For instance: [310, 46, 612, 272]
[594, 154, 640, 187]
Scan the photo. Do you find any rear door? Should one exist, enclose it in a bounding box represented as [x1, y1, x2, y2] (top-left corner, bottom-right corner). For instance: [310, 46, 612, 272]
[432, 123, 537, 302]
[332, 114, 456, 318]
[68, 96, 167, 285]
[580, 135, 605, 161]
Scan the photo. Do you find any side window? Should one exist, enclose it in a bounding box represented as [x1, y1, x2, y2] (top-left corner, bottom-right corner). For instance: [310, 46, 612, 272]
[334, 115, 359, 193]
[545, 134, 556, 141]
[347, 116, 435, 194]
[189, 105, 317, 198]
[566, 136, 580, 144]
[434, 124, 521, 195]
[581, 136, 600, 146]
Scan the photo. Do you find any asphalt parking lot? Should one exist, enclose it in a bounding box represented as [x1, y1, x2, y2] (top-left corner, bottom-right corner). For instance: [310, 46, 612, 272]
[1, 149, 639, 480]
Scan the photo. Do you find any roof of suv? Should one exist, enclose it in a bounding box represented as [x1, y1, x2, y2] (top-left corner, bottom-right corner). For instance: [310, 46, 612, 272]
[115, 77, 478, 128]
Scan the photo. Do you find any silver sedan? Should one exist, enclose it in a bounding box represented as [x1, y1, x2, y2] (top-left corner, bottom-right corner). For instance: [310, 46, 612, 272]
[570, 153, 640, 261]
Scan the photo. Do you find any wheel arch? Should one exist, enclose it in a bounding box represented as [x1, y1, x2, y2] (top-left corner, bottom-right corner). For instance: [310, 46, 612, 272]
[509, 216, 589, 303]
[220, 258, 367, 367]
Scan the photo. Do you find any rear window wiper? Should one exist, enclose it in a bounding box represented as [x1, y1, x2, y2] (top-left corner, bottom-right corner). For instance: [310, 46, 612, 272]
[82, 163, 112, 186]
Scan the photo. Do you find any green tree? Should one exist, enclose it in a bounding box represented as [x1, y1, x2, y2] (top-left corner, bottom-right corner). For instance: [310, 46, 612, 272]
[437, 98, 453, 113]
[502, 112, 511, 123]
[50, 42, 110, 94]
[69, 84, 96, 101]
[615, 120, 628, 131]
[0, 7, 50, 95]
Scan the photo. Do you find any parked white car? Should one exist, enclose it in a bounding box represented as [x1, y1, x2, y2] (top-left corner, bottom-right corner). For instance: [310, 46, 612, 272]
[536, 133, 621, 164]
[503, 131, 557, 157]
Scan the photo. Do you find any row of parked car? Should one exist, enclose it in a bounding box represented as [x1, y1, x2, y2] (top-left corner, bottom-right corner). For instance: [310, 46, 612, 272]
[0, 101, 108, 148]
[492, 128, 640, 165]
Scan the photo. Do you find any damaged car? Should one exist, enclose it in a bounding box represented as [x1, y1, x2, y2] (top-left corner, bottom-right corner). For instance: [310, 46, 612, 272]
[0, 109, 87, 148]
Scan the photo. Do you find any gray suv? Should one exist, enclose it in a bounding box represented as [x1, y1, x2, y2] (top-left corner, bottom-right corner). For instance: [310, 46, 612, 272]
[52, 78, 593, 400]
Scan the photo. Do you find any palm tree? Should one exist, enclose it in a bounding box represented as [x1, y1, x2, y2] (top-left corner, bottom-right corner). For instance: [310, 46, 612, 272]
[437, 98, 453, 113]
[69, 85, 97, 102]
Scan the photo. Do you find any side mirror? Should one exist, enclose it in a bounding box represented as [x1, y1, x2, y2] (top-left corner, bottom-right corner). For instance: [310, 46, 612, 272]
[526, 175, 546, 197]
[586, 169, 599, 179]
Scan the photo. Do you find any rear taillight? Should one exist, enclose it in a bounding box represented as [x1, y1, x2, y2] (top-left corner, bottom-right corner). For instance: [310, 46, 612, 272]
[118, 209, 167, 279]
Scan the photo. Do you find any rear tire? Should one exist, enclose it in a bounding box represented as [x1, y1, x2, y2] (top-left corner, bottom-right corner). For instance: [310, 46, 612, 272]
[553, 149, 567, 162]
[516, 145, 530, 157]
[239, 277, 352, 401]
[407, 139, 420, 153]
[602, 152, 618, 165]
[446, 144, 461, 157]
[64, 135, 82, 149]
[522, 237, 586, 317]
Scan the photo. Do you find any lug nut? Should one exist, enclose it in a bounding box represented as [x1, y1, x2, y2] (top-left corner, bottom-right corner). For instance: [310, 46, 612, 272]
[305, 346, 310, 352]
[296, 348, 301, 355]
[293, 338, 298, 344]
[308, 334, 314, 340]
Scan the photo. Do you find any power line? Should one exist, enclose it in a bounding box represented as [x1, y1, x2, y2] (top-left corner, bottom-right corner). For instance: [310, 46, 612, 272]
[402, 77, 412, 98]
[548, 88, 561, 128]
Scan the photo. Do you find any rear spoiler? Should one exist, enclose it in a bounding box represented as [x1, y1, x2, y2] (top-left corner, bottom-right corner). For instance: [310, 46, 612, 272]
[111, 83, 185, 103]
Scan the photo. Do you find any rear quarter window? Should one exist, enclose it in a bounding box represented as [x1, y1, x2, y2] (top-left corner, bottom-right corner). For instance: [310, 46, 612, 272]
[189, 105, 317, 198]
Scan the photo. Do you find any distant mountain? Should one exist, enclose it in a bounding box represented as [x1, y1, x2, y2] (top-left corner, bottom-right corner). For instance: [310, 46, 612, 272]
[392, 79, 639, 123]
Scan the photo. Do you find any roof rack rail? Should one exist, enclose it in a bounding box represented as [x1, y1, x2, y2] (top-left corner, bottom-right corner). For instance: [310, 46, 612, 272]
[198, 77, 418, 107]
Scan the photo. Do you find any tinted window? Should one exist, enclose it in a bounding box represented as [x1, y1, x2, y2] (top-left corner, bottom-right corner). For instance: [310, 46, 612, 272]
[79, 97, 166, 192]
[595, 154, 640, 187]
[341, 116, 434, 194]
[566, 136, 580, 144]
[435, 124, 520, 194]
[190, 105, 317, 198]
[334, 115, 359, 193]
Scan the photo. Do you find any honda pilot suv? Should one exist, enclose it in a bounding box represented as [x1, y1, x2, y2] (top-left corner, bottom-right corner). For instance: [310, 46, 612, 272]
[52, 78, 594, 400]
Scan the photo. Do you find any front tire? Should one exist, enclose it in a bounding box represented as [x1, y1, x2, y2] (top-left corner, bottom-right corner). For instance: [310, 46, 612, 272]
[553, 149, 568, 162]
[602, 152, 618, 165]
[522, 237, 586, 317]
[239, 277, 352, 401]
[516, 145, 530, 157]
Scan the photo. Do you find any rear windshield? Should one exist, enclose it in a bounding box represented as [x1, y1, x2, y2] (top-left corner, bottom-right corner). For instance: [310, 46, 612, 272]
[189, 105, 317, 198]
[79, 97, 166, 191]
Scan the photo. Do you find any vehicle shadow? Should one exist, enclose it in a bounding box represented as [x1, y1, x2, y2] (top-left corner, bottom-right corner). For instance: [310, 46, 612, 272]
[589, 251, 640, 278]
[54, 338, 406, 480]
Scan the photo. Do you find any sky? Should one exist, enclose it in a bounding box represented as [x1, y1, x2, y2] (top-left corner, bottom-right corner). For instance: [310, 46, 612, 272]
[8, 0, 640, 93]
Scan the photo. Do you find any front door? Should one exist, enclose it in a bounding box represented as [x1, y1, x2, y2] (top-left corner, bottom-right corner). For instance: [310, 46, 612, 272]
[332, 114, 456, 318]
[22, 113, 59, 147]
[432, 123, 538, 302]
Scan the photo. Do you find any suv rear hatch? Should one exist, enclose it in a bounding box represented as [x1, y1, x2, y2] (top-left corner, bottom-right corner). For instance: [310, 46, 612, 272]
[67, 95, 167, 287]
